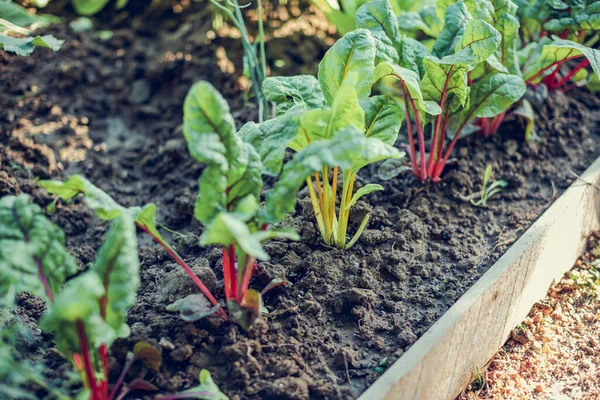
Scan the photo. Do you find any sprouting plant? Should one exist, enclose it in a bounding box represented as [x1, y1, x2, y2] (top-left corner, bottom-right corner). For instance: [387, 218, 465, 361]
[207, 0, 268, 122]
[240, 29, 404, 249]
[39, 175, 228, 321]
[0, 194, 161, 400]
[470, 165, 508, 207]
[156, 370, 228, 400]
[0, 1, 62, 56]
[355, 0, 525, 182]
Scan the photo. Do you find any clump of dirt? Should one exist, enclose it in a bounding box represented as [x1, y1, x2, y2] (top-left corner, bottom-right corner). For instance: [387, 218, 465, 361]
[1, 1, 600, 399]
[460, 232, 600, 400]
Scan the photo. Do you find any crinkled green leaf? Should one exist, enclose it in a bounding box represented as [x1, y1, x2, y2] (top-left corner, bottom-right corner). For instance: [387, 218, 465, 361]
[421, 57, 469, 113]
[524, 38, 600, 84]
[433, 0, 472, 58]
[262, 75, 326, 116]
[397, 37, 431, 76]
[166, 294, 220, 322]
[0, 194, 78, 302]
[397, 11, 437, 37]
[463, 0, 495, 24]
[318, 29, 376, 104]
[39, 175, 124, 220]
[374, 61, 442, 115]
[495, 13, 520, 74]
[183, 81, 237, 171]
[199, 212, 268, 260]
[71, 0, 111, 16]
[238, 112, 299, 176]
[183, 82, 262, 224]
[92, 214, 139, 339]
[355, 0, 400, 64]
[460, 73, 526, 125]
[40, 272, 115, 353]
[441, 20, 501, 65]
[261, 126, 400, 224]
[299, 73, 365, 144]
[345, 184, 383, 210]
[0, 34, 63, 56]
[361, 95, 404, 145]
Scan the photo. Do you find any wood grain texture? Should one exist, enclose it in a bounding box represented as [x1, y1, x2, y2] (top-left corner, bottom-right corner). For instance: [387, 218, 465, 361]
[360, 156, 600, 400]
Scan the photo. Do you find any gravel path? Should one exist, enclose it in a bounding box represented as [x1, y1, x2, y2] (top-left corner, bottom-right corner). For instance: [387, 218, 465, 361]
[460, 233, 600, 400]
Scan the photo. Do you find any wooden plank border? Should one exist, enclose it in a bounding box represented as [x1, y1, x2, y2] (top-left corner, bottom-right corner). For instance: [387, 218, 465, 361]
[359, 156, 600, 400]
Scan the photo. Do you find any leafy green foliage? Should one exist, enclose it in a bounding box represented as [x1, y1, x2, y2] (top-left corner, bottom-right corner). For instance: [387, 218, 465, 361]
[358, 0, 525, 181]
[250, 31, 403, 248]
[470, 165, 508, 207]
[159, 370, 228, 400]
[0, 194, 78, 303]
[182, 80, 306, 328]
[39, 174, 226, 319]
[0, 192, 141, 400]
[0, 33, 62, 56]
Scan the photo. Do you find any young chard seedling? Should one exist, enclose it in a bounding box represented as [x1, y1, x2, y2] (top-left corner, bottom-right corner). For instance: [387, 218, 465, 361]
[471, 165, 508, 207]
[242, 29, 403, 249]
[0, 194, 160, 400]
[39, 175, 228, 321]
[182, 81, 302, 329]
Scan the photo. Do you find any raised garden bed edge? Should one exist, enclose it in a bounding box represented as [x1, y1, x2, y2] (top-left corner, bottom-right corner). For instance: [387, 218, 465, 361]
[359, 155, 600, 400]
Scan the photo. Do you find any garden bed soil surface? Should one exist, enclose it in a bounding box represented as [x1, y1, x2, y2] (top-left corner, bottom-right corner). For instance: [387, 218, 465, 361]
[459, 232, 600, 400]
[2, 2, 600, 399]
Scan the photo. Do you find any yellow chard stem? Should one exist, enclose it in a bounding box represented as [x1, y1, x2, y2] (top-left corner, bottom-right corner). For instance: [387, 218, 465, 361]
[306, 176, 327, 242]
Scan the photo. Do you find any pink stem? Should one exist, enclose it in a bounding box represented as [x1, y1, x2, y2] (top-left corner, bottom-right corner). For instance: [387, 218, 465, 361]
[136, 223, 226, 320]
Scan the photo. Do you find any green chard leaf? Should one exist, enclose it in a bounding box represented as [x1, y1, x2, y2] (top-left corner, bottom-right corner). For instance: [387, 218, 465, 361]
[40, 272, 114, 354]
[71, 0, 111, 16]
[238, 112, 300, 176]
[421, 57, 469, 112]
[92, 214, 139, 338]
[0, 194, 78, 303]
[524, 38, 600, 84]
[183, 81, 263, 224]
[459, 73, 526, 124]
[495, 13, 521, 74]
[441, 19, 501, 65]
[175, 370, 228, 400]
[345, 184, 383, 210]
[355, 0, 400, 64]
[318, 29, 376, 104]
[374, 61, 442, 115]
[433, 0, 472, 58]
[299, 73, 366, 144]
[260, 126, 401, 224]
[361, 95, 404, 145]
[262, 75, 326, 116]
[0, 34, 63, 56]
[199, 212, 268, 260]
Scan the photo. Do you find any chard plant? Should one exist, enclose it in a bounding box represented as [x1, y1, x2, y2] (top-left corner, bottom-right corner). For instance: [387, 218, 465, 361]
[180, 80, 310, 329]
[355, 0, 525, 182]
[240, 29, 404, 249]
[0, 194, 160, 400]
[39, 175, 228, 321]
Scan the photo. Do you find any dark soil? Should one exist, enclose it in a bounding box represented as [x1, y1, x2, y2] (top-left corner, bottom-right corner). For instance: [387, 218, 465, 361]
[1, 2, 599, 399]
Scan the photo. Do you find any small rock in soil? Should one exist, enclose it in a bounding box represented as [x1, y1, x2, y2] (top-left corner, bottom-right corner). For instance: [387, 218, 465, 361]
[169, 344, 193, 362]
